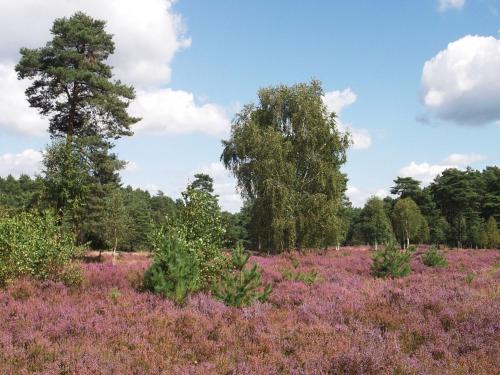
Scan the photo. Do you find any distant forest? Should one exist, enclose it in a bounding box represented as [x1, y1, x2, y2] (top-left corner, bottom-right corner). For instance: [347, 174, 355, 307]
[1, 165, 498, 251]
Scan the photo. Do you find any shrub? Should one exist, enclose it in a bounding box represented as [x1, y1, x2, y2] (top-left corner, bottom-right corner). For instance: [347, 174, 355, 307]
[421, 245, 447, 268]
[143, 230, 199, 304]
[0, 210, 83, 286]
[168, 186, 228, 289]
[213, 242, 272, 307]
[371, 242, 411, 278]
[281, 268, 320, 285]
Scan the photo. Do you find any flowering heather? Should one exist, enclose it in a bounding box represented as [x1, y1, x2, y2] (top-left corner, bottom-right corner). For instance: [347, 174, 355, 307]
[0, 248, 499, 374]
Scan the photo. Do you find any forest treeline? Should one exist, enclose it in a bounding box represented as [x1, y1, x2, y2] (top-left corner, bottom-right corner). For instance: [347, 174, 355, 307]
[1, 165, 498, 252]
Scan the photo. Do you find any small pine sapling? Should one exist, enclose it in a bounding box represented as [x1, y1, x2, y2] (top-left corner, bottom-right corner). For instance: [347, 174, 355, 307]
[421, 245, 447, 268]
[143, 230, 199, 305]
[371, 241, 411, 278]
[214, 242, 272, 307]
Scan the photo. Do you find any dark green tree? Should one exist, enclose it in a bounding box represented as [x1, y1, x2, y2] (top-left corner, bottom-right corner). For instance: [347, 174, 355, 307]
[392, 198, 426, 248]
[486, 216, 499, 249]
[16, 12, 139, 140]
[430, 168, 482, 248]
[359, 197, 393, 250]
[190, 173, 215, 194]
[391, 177, 421, 200]
[222, 80, 350, 253]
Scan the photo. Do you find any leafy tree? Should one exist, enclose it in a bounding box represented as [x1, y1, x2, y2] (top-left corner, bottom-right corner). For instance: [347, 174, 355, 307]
[16, 12, 139, 140]
[222, 80, 350, 253]
[431, 168, 482, 248]
[392, 198, 426, 248]
[102, 188, 132, 260]
[486, 216, 499, 249]
[0, 175, 43, 210]
[42, 139, 92, 237]
[480, 167, 500, 222]
[190, 173, 215, 194]
[0, 210, 83, 286]
[359, 196, 393, 249]
[169, 183, 227, 287]
[214, 242, 272, 307]
[391, 177, 421, 200]
[150, 191, 178, 227]
[120, 187, 153, 251]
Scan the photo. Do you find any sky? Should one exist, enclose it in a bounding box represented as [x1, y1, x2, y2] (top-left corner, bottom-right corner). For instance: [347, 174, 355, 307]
[0, 0, 499, 211]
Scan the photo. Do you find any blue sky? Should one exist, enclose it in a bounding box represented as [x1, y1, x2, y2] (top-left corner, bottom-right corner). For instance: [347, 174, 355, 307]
[0, 0, 499, 211]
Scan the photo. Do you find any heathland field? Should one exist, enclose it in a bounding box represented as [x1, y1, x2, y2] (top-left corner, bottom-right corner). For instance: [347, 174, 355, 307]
[1, 247, 498, 374]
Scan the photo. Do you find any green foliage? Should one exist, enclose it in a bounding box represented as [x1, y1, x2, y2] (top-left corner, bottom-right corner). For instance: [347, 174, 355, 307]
[0, 175, 43, 210]
[214, 242, 272, 307]
[358, 196, 394, 248]
[143, 230, 199, 305]
[222, 80, 350, 253]
[102, 188, 132, 253]
[371, 242, 411, 278]
[169, 184, 227, 288]
[421, 246, 447, 267]
[465, 272, 474, 284]
[485, 216, 499, 249]
[0, 210, 83, 286]
[190, 173, 215, 194]
[392, 198, 427, 248]
[16, 11, 139, 140]
[281, 268, 320, 285]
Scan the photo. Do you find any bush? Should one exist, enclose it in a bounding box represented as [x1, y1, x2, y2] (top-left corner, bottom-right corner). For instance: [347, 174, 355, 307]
[167, 186, 228, 289]
[371, 242, 411, 278]
[213, 242, 272, 307]
[143, 230, 199, 304]
[421, 245, 447, 268]
[0, 210, 83, 286]
[281, 268, 320, 285]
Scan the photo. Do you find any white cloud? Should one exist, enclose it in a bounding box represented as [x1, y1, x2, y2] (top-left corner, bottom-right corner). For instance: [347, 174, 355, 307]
[443, 153, 486, 165]
[421, 35, 500, 125]
[346, 186, 388, 207]
[398, 152, 487, 184]
[438, 0, 465, 11]
[343, 125, 372, 150]
[399, 162, 454, 184]
[322, 88, 372, 150]
[0, 0, 190, 88]
[131, 89, 231, 137]
[123, 161, 139, 172]
[0, 0, 231, 138]
[0, 62, 47, 136]
[322, 88, 357, 114]
[0, 149, 42, 177]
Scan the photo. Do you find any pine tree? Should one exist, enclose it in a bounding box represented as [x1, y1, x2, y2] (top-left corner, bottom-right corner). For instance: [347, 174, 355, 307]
[486, 216, 499, 249]
[16, 12, 139, 140]
[214, 242, 272, 307]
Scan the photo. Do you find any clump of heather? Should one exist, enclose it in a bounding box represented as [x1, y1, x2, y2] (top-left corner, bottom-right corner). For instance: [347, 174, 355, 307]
[0, 248, 498, 374]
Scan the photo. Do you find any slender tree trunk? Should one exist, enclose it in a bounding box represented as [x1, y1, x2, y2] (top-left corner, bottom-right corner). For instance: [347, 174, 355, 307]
[112, 229, 118, 265]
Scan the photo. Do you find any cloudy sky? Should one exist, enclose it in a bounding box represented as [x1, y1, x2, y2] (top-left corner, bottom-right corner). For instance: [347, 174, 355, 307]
[0, 0, 498, 211]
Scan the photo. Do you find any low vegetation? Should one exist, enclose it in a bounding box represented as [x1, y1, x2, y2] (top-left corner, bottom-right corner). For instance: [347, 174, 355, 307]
[0, 210, 83, 287]
[0, 248, 498, 374]
[371, 242, 412, 278]
[422, 245, 448, 267]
